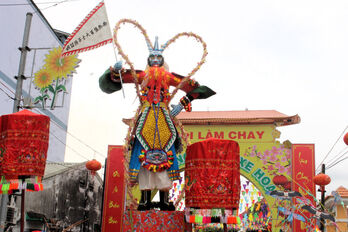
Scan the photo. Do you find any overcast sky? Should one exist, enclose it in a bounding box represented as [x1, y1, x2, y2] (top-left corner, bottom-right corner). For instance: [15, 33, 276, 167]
[33, 0, 348, 194]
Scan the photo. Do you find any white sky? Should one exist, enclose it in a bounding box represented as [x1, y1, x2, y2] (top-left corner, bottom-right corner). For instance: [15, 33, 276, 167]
[34, 0, 348, 194]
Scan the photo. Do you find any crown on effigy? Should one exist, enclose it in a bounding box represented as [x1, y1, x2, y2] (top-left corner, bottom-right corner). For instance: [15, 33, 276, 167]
[146, 36, 168, 56]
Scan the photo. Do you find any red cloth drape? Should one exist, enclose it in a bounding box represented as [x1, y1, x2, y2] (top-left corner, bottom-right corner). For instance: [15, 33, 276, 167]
[0, 109, 50, 179]
[185, 138, 240, 209]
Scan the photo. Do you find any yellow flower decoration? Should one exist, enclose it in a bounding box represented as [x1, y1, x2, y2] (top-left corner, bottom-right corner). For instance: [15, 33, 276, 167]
[44, 47, 80, 79]
[33, 68, 54, 89]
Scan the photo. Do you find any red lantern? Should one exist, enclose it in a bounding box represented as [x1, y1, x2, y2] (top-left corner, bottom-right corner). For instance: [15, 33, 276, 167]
[283, 181, 292, 190]
[272, 175, 288, 186]
[0, 110, 50, 179]
[313, 173, 331, 186]
[185, 138, 240, 209]
[86, 159, 101, 176]
[344, 132, 348, 146]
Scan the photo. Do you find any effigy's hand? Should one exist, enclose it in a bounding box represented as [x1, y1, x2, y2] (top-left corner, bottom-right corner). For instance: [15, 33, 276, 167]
[113, 60, 123, 71]
[110, 61, 123, 83]
[170, 103, 184, 117]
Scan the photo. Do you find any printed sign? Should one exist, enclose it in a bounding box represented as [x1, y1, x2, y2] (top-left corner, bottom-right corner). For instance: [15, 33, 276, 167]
[292, 144, 315, 232]
[101, 145, 126, 232]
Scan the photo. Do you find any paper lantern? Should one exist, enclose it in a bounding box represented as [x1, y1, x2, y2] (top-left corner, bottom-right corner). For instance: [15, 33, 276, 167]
[0, 110, 49, 178]
[0, 110, 49, 194]
[272, 175, 288, 186]
[86, 159, 101, 176]
[283, 181, 292, 190]
[313, 173, 331, 186]
[185, 138, 240, 209]
[344, 132, 348, 146]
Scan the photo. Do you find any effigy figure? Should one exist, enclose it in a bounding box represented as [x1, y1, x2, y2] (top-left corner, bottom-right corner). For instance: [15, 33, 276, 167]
[99, 19, 215, 211]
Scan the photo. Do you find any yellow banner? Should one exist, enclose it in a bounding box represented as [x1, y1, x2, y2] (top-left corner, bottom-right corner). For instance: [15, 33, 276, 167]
[185, 124, 277, 144]
[178, 123, 290, 231]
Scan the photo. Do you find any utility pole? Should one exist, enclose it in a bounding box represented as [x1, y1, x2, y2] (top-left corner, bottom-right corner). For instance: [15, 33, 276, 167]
[319, 164, 326, 232]
[0, 12, 33, 232]
[13, 12, 33, 112]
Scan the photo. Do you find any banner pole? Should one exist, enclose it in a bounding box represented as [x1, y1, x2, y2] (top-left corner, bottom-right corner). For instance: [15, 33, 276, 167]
[103, 0, 125, 98]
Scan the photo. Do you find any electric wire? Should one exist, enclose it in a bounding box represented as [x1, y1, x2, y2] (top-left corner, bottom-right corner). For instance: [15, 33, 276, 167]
[326, 155, 348, 171]
[0, 87, 15, 100]
[326, 150, 348, 169]
[38, 0, 71, 11]
[323, 146, 348, 170]
[1, 78, 106, 159]
[48, 128, 90, 161]
[0, 1, 79, 7]
[46, 118, 106, 161]
[31, 108, 106, 158]
[0, 80, 15, 94]
[315, 125, 348, 172]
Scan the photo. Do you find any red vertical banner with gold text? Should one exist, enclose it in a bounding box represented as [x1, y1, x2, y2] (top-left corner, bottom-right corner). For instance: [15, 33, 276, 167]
[292, 144, 315, 232]
[102, 145, 125, 232]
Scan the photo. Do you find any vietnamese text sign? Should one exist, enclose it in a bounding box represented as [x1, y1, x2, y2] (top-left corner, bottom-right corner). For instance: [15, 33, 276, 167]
[101, 146, 125, 232]
[292, 144, 315, 232]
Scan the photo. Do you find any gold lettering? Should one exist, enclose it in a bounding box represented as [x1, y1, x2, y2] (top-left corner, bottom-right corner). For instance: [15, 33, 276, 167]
[298, 152, 308, 165]
[108, 217, 118, 224]
[109, 201, 120, 208]
[296, 172, 310, 185]
[113, 170, 120, 177]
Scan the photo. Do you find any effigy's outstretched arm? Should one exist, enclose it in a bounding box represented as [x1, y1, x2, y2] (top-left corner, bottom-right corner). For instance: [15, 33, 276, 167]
[99, 66, 145, 94]
[169, 72, 216, 116]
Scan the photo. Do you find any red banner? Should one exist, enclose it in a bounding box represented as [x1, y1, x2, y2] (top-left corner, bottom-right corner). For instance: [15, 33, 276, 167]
[291, 144, 315, 232]
[101, 145, 126, 232]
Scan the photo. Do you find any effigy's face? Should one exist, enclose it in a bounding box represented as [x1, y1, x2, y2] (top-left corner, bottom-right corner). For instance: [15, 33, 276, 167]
[148, 54, 164, 67]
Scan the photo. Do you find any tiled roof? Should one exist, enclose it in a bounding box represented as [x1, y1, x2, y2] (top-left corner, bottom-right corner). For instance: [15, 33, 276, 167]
[326, 186, 348, 203]
[123, 110, 300, 126]
[176, 110, 300, 126]
[44, 162, 86, 179]
[336, 186, 348, 198]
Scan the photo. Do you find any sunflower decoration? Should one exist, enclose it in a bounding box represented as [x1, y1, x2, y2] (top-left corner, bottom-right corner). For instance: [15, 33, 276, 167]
[44, 46, 80, 79]
[33, 68, 53, 89]
[32, 46, 80, 109]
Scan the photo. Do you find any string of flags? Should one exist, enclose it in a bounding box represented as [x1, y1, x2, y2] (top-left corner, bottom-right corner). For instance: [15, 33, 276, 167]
[0, 176, 43, 194]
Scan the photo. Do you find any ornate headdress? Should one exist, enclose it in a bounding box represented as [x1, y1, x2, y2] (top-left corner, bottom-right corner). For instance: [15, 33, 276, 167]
[147, 36, 164, 56]
[113, 19, 207, 100]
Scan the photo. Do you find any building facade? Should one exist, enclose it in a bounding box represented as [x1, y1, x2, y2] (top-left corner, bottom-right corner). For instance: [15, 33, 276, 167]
[6, 163, 103, 232]
[326, 186, 348, 232]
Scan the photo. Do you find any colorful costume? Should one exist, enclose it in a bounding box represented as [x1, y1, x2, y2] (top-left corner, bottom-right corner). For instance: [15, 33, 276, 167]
[99, 18, 215, 211]
[100, 66, 215, 185]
